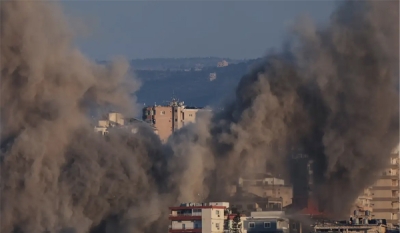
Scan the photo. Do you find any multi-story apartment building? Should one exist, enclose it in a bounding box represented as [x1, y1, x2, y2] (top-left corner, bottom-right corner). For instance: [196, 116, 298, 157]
[142, 105, 173, 141]
[169, 202, 229, 233]
[371, 145, 399, 226]
[143, 98, 209, 142]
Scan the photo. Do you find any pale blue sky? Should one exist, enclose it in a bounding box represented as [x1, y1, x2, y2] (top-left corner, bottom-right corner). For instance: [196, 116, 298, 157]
[62, 1, 337, 60]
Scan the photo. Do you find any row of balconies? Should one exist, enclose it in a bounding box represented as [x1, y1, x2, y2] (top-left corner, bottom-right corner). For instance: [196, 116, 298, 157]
[170, 212, 202, 216]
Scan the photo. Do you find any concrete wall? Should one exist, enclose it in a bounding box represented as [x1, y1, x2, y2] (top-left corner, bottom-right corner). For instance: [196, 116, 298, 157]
[171, 220, 201, 229]
[201, 208, 225, 233]
[173, 106, 203, 129]
[182, 109, 198, 126]
[148, 106, 173, 142]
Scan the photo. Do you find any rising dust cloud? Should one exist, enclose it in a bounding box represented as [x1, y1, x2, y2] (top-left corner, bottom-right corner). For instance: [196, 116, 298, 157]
[0, 0, 398, 232]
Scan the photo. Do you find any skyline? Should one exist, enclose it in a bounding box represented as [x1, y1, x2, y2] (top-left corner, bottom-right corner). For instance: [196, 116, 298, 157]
[62, 1, 337, 60]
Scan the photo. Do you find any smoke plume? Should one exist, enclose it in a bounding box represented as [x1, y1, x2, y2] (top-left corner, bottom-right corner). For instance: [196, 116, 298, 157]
[0, 0, 398, 232]
[1, 1, 167, 232]
[168, 0, 399, 215]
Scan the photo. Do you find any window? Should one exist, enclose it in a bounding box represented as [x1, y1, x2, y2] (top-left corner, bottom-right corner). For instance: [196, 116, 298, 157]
[216, 223, 220, 229]
[292, 223, 297, 229]
[193, 209, 202, 215]
[189, 114, 193, 117]
[264, 222, 271, 228]
[249, 222, 255, 228]
[175, 118, 177, 122]
[392, 190, 398, 197]
[393, 179, 398, 186]
[216, 210, 220, 215]
[182, 224, 185, 229]
[161, 111, 165, 115]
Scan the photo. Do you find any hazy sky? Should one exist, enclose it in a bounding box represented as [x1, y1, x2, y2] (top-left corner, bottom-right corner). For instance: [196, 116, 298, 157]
[62, 1, 337, 60]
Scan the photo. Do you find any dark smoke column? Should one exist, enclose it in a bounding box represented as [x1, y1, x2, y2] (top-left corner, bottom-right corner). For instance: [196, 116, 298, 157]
[202, 0, 399, 217]
[298, 0, 399, 215]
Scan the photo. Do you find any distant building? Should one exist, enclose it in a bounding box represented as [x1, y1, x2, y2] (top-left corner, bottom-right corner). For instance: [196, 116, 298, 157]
[143, 98, 210, 143]
[217, 60, 229, 67]
[94, 112, 158, 136]
[371, 145, 399, 226]
[209, 72, 217, 81]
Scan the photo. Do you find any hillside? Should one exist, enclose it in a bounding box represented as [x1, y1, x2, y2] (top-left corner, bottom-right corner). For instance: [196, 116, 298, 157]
[134, 58, 262, 107]
[130, 57, 246, 71]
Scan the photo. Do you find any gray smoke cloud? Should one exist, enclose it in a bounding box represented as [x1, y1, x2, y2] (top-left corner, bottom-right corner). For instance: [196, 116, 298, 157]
[202, 0, 399, 215]
[0, 0, 398, 232]
[1, 1, 168, 232]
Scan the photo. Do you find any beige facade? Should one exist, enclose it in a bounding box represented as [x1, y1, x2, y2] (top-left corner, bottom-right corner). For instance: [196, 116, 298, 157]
[143, 106, 173, 142]
[169, 202, 228, 233]
[172, 106, 202, 130]
[143, 99, 209, 143]
[371, 145, 399, 226]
